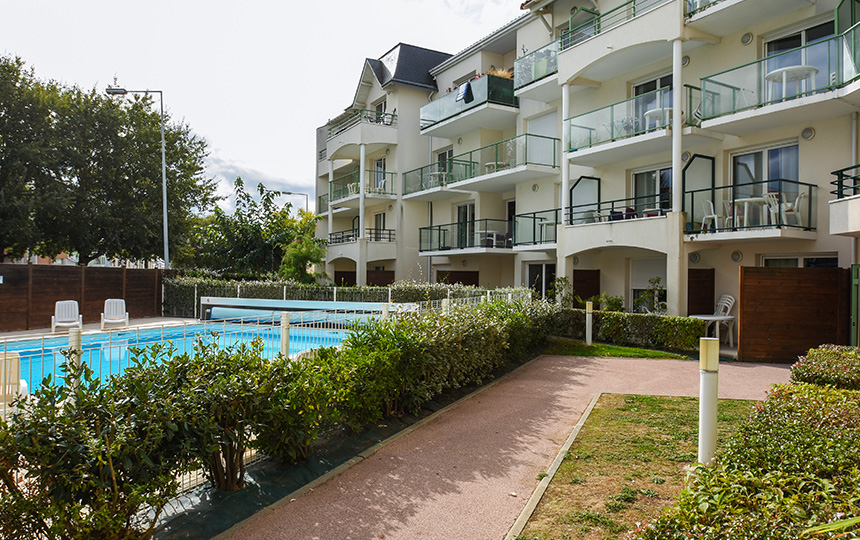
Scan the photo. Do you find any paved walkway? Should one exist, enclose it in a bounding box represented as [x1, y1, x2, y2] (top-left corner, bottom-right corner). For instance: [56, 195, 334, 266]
[218, 355, 790, 540]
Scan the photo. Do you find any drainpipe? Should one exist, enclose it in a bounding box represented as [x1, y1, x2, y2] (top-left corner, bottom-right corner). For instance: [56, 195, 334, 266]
[672, 38, 683, 212]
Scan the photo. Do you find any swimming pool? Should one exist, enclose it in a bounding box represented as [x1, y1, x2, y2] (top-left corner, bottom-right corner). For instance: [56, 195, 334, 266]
[1, 320, 347, 393]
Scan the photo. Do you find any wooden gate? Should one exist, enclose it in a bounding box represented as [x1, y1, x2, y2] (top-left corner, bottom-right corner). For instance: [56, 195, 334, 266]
[738, 267, 851, 362]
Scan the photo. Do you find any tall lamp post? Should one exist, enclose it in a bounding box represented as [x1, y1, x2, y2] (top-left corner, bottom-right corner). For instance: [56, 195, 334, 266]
[105, 87, 170, 269]
[283, 191, 309, 213]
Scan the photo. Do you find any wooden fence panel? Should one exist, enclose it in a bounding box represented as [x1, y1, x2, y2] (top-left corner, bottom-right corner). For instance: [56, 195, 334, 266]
[83, 267, 124, 321]
[0, 265, 31, 331]
[0, 264, 162, 331]
[739, 267, 850, 362]
[30, 265, 83, 329]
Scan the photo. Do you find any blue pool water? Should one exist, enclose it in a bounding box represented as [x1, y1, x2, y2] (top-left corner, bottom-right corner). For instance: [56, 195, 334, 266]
[2, 322, 347, 392]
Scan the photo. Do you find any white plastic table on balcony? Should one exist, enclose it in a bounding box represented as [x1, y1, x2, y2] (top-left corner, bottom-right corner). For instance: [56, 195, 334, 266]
[643, 107, 671, 128]
[734, 196, 768, 227]
[765, 65, 819, 101]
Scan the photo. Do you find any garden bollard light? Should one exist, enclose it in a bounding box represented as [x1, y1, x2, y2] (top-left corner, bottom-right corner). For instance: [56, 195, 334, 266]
[280, 312, 290, 357]
[698, 337, 720, 465]
[585, 301, 593, 346]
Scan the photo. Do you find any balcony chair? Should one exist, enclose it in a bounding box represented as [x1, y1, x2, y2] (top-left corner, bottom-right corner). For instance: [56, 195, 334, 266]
[101, 298, 129, 330]
[624, 207, 638, 220]
[722, 200, 743, 229]
[701, 200, 720, 231]
[783, 191, 807, 227]
[714, 294, 736, 348]
[52, 300, 83, 333]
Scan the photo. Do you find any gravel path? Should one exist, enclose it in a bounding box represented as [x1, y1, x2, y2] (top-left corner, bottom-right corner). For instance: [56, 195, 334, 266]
[218, 356, 790, 540]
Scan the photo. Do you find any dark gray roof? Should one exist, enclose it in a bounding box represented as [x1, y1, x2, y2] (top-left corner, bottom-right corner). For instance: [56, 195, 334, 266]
[370, 43, 452, 91]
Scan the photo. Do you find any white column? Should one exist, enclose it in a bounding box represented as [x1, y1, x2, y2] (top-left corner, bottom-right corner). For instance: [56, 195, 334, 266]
[672, 38, 683, 212]
[561, 83, 570, 225]
[327, 161, 334, 238]
[359, 143, 366, 239]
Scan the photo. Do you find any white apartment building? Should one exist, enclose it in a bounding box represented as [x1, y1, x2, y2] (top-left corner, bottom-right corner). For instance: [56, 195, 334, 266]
[317, 1, 860, 348]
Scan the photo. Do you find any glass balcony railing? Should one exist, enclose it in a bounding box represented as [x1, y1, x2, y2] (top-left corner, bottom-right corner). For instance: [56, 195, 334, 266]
[514, 40, 559, 89]
[565, 194, 670, 225]
[419, 219, 512, 252]
[561, 0, 672, 53]
[831, 164, 860, 199]
[329, 170, 397, 202]
[326, 109, 397, 140]
[404, 134, 560, 195]
[318, 193, 329, 214]
[683, 180, 816, 233]
[685, 0, 722, 16]
[701, 26, 860, 120]
[419, 75, 518, 129]
[514, 209, 560, 246]
[566, 87, 673, 151]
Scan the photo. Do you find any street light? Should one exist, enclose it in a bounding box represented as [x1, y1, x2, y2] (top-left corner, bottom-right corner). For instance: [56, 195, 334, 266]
[105, 87, 170, 269]
[283, 191, 309, 213]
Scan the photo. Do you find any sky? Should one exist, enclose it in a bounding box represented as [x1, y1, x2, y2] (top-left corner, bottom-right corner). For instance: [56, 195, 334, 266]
[2, 0, 525, 212]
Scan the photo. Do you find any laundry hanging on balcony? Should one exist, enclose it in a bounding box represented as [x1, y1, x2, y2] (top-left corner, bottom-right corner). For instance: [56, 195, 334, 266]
[455, 81, 474, 103]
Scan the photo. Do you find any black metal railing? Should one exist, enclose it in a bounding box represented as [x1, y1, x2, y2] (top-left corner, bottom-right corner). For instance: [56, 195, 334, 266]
[831, 164, 860, 199]
[565, 194, 669, 225]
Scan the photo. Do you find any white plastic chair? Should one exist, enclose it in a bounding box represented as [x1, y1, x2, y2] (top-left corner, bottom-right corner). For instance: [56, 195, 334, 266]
[763, 192, 782, 226]
[783, 191, 806, 227]
[1, 353, 24, 421]
[52, 300, 83, 333]
[101, 299, 129, 330]
[722, 200, 742, 228]
[701, 200, 720, 231]
[714, 294, 735, 347]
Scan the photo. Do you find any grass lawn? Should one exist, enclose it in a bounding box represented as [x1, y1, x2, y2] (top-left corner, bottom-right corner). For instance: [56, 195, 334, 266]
[542, 338, 692, 360]
[517, 393, 754, 540]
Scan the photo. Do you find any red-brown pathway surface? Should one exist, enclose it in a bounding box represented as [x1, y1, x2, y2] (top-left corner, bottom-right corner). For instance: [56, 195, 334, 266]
[219, 355, 790, 540]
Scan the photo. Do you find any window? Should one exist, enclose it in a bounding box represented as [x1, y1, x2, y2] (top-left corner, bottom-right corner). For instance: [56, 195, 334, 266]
[456, 202, 475, 248]
[732, 144, 798, 204]
[528, 263, 556, 299]
[374, 157, 386, 191]
[453, 72, 476, 88]
[374, 99, 386, 122]
[763, 255, 838, 268]
[634, 74, 673, 130]
[765, 21, 836, 99]
[373, 212, 386, 231]
[633, 166, 671, 213]
[436, 148, 454, 178]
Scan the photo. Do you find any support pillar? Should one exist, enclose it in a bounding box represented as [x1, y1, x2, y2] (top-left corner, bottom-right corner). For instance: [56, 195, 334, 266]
[561, 83, 571, 226]
[359, 143, 366, 239]
[672, 38, 683, 213]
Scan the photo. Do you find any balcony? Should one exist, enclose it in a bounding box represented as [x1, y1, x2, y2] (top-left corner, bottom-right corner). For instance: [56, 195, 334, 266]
[700, 26, 860, 135]
[326, 109, 398, 160]
[683, 180, 817, 242]
[685, 0, 836, 38]
[556, 0, 679, 89]
[514, 40, 559, 102]
[329, 170, 397, 208]
[514, 209, 560, 248]
[419, 219, 513, 254]
[329, 228, 396, 245]
[326, 228, 397, 263]
[404, 134, 560, 199]
[829, 164, 860, 237]
[560, 193, 672, 254]
[419, 75, 518, 138]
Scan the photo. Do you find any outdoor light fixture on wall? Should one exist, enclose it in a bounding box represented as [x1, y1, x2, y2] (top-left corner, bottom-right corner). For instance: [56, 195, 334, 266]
[741, 33, 754, 45]
[801, 127, 815, 140]
[689, 252, 701, 263]
[731, 250, 743, 262]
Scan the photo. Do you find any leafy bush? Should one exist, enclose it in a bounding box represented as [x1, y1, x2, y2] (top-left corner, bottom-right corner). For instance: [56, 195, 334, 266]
[631, 383, 860, 540]
[544, 308, 705, 352]
[791, 344, 860, 390]
[0, 355, 185, 540]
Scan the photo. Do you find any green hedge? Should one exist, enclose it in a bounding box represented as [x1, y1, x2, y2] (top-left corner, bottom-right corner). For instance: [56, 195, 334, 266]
[542, 308, 706, 352]
[791, 344, 860, 390]
[631, 382, 860, 540]
[0, 299, 545, 538]
[161, 277, 525, 317]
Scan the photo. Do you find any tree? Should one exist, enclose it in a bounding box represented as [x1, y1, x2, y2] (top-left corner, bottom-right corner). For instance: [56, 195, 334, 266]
[278, 209, 326, 283]
[193, 179, 323, 278]
[0, 54, 218, 265]
[0, 56, 61, 261]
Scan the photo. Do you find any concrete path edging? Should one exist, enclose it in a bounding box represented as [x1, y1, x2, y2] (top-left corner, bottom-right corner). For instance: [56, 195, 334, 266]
[211, 356, 544, 540]
[504, 392, 602, 540]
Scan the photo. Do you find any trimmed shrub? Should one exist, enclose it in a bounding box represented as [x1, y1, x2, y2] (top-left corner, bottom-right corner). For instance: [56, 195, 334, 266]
[0, 356, 185, 540]
[791, 344, 860, 390]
